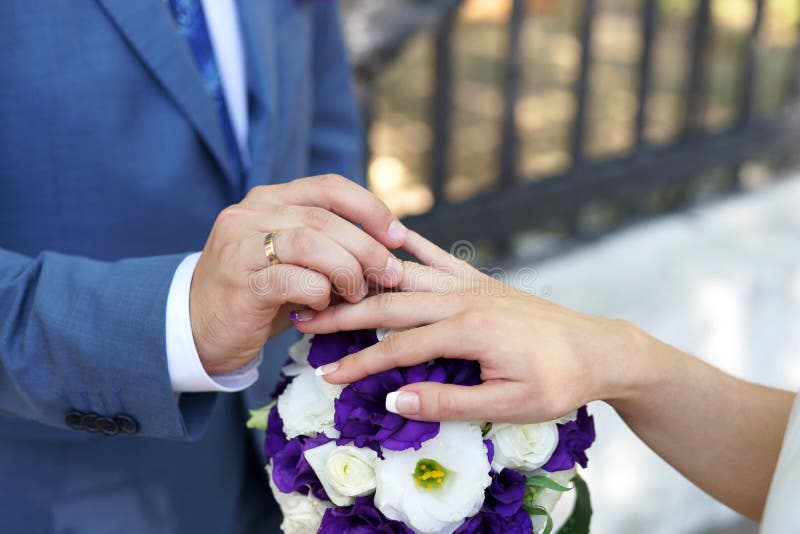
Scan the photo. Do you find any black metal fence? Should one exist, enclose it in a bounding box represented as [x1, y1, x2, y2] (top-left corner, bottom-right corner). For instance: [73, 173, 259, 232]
[348, 0, 800, 252]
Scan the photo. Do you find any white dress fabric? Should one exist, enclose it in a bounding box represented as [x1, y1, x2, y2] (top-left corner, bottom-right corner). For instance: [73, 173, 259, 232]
[761, 390, 800, 533]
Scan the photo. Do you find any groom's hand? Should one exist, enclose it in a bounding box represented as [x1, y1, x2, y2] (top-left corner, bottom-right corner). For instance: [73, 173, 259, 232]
[190, 174, 408, 375]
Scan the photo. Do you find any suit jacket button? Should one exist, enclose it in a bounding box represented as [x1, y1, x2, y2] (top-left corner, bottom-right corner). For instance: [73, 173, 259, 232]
[97, 416, 119, 436]
[115, 414, 139, 435]
[65, 410, 85, 430]
[81, 413, 100, 433]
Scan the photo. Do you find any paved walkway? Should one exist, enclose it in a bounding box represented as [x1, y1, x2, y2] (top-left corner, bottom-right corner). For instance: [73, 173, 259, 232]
[510, 176, 800, 533]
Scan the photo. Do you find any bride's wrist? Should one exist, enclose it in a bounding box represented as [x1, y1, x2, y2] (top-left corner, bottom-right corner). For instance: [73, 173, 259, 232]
[599, 319, 674, 410]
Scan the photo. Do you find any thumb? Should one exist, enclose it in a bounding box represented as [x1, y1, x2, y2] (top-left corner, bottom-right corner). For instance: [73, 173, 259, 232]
[385, 382, 510, 422]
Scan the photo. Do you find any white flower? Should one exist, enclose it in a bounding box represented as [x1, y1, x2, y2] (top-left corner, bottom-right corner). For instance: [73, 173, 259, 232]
[289, 334, 313, 364]
[530, 468, 576, 533]
[374, 422, 492, 534]
[487, 422, 559, 473]
[531, 467, 575, 511]
[277, 366, 344, 439]
[282, 334, 314, 377]
[267, 463, 329, 534]
[304, 442, 378, 506]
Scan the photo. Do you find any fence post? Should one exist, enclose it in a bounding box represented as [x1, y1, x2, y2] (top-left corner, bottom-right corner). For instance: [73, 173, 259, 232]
[430, 6, 459, 206]
[634, 0, 658, 152]
[682, 0, 713, 141]
[570, 0, 597, 169]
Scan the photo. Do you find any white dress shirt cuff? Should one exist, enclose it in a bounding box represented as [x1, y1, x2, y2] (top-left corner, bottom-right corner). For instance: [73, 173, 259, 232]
[165, 252, 262, 392]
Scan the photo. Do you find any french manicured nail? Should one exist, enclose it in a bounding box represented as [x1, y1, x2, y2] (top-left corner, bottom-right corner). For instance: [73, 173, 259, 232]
[385, 256, 403, 284]
[387, 220, 407, 245]
[290, 309, 316, 323]
[315, 362, 339, 376]
[385, 391, 419, 415]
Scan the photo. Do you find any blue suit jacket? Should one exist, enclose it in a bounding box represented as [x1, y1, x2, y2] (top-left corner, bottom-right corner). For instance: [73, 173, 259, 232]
[0, 1, 363, 532]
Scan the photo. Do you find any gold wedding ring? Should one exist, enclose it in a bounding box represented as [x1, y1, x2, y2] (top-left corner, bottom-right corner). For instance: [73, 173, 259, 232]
[263, 232, 280, 267]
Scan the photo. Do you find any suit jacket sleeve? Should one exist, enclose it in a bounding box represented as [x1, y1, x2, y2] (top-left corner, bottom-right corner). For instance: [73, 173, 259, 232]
[0, 247, 215, 440]
[307, 2, 366, 186]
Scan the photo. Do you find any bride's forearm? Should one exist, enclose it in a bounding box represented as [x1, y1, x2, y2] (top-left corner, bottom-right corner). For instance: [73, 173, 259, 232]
[607, 326, 794, 521]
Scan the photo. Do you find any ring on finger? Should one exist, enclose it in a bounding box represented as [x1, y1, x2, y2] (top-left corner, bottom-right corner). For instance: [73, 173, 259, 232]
[264, 232, 281, 267]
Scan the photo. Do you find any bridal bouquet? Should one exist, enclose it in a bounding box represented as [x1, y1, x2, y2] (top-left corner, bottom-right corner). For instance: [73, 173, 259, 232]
[248, 330, 595, 534]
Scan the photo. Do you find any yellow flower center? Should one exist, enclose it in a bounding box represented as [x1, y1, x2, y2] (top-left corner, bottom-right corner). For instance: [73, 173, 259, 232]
[413, 458, 448, 491]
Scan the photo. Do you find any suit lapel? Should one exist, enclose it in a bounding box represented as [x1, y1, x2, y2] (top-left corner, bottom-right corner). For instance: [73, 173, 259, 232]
[95, 0, 237, 187]
[237, 0, 277, 186]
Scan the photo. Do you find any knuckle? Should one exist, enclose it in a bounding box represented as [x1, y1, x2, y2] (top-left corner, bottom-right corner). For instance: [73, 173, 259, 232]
[456, 309, 486, 332]
[434, 389, 461, 420]
[216, 205, 242, 227]
[289, 228, 315, 254]
[379, 328, 404, 356]
[317, 173, 347, 187]
[268, 202, 288, 219]
[332, 265, 361, 295]
[247, 185, 270, 200]
[372, 292, 395, 316]
[364, 239, 388, 263]
[302, 207, 332, 231]
[349, 350, 371, 375]
[495, 390, 520, 417]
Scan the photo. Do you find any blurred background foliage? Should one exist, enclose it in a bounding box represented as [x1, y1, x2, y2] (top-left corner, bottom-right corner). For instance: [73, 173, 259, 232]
[356, 0, 800, 218]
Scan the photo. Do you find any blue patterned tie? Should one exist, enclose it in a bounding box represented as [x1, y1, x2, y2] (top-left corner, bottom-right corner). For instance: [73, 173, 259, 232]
[168, 0, 245, 180]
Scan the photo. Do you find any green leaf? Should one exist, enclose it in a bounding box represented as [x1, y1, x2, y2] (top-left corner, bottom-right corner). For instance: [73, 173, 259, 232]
[556, 474, 592, 534]
[528, 506, 554, 534]
[526, 475, 572, 493]
[246, 403, 275, 430]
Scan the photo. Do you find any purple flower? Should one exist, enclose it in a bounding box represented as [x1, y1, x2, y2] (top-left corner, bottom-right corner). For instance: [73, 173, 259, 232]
[441, 358, 482, 386]
[264, 405, 331, 500]
[455, 508, 533, 533]
[272, 432, 332, 501]
[542, 406, 596, 472]
[319, 496, 414, 533]
[484, 439, 495, 464]
[483, 468, 527, 517]
[308, 330, 378, 368]
[455, 468, 532, 533]
[264, 405, 288, 459]
[334, 363, 445, 453]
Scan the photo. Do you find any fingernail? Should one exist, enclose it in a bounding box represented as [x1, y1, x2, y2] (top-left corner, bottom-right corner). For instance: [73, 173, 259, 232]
[384, 256, 403, 284]
[359, 279, 369, 299]
[315, 362, 339, 376]
[387, 220, 407, 245]
[290, 309, 316, 323]
[385, 391, 419, 415]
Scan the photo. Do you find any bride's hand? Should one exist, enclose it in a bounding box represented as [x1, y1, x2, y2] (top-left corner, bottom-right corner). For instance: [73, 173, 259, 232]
[293, 231, 648, 423]
[299, 232, 797, 522]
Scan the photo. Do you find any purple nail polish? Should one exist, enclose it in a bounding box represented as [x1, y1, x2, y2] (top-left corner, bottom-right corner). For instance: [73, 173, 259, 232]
[290, 309, 316, 323]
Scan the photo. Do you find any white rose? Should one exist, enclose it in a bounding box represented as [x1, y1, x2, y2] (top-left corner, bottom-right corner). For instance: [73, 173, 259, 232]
[530, 468, 576, 533]
[282, 334, 314, 377]
[374, 422, 492, 534]
[487, 422, 559, 473]
[277, 366, 344, 439]
[267, 463, 329, 534]
[304, 442, 378, 506]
